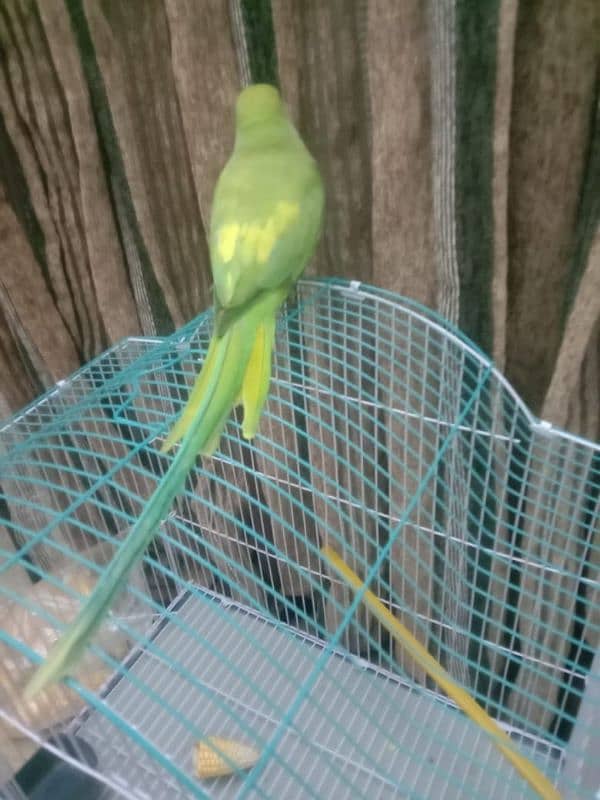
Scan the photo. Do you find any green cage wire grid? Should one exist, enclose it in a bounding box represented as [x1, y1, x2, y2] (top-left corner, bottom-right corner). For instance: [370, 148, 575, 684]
[0, 278, 598, 799]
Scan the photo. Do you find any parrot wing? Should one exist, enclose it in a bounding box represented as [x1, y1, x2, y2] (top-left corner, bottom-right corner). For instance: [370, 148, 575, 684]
[210, 151, 324, 312]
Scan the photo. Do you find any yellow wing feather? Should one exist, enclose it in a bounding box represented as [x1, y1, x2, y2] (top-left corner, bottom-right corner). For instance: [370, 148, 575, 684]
[216, 202, 300, 266]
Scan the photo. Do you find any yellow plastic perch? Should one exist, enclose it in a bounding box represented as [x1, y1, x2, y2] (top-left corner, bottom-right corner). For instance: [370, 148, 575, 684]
[320, 545, 561, 800]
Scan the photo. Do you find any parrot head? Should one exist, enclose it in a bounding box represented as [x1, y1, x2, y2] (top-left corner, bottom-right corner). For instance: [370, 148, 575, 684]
[235, 84, 284, 129]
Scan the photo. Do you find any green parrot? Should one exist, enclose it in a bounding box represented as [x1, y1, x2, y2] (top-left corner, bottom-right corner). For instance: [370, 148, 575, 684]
[24, 84, 324, 698]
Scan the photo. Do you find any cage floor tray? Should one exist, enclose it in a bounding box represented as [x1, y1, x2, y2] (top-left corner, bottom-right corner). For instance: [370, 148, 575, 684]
[74, 590, 557, 799]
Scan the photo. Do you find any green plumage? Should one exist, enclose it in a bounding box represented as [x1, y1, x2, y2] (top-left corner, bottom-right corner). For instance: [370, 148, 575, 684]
[25, 84, 324, 698]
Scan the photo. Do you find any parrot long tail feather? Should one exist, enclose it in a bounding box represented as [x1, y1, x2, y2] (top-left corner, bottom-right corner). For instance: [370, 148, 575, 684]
[24, 323, 251, 699]
[160, 335, 219, 453]
[24, 439, 192, 699]
[201, 409, 231, 457]
[25, 287, 290, 698]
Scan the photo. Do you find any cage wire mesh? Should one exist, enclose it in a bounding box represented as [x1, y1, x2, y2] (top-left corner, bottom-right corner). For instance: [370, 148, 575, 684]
[0, 278, 598, 799]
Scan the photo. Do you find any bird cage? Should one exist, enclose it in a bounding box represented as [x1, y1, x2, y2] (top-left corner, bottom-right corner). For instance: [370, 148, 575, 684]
[0, 278, 598, 799]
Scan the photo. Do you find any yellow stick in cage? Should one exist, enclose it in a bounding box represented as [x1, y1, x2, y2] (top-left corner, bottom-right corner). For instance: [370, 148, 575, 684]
[320, 546, 561, 800]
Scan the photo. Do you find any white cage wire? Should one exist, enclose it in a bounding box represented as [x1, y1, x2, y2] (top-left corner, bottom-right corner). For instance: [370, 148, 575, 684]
[0, 278, 598, 799]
